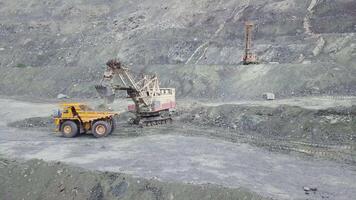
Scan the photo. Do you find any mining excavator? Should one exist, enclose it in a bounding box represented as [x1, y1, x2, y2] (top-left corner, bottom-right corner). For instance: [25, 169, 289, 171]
[95, 59, 176, 125]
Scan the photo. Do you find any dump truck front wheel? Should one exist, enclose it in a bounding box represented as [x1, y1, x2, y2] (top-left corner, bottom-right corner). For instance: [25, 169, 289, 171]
[92, 120, 111, 138]
[61, 121, 79, 138]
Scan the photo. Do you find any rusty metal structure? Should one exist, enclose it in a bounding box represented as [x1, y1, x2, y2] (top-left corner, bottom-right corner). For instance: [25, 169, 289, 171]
[95, 59, 176, 125]
[243, 22, 258, 65]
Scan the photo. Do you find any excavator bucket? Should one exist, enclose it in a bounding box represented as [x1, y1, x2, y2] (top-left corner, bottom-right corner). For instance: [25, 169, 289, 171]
[95, 85, 115, 104]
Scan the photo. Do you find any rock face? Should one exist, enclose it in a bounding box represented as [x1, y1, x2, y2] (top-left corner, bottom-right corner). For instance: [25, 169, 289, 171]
[0, 0, 355, 98]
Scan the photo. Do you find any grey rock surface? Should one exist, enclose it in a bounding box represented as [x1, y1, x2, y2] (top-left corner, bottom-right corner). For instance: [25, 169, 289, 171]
[0, 0, 355, 98]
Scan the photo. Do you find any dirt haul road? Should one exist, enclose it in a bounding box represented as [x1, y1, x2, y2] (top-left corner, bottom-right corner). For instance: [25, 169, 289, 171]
[1, 98, 356, 200]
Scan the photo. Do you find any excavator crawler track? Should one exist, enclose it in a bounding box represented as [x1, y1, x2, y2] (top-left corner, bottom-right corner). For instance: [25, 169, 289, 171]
[141, 117, 173, 126]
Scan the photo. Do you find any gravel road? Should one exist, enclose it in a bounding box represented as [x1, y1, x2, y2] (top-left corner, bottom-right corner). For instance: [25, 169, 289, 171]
[1, 98, 356, 200]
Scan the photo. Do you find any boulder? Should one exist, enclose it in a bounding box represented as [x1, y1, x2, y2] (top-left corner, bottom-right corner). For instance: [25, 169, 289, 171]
[262, 93, 275, 100]
[57, 94, 69, 99]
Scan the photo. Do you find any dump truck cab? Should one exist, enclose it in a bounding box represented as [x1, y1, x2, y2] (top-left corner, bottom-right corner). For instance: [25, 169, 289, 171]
[54, 103, 118, 138]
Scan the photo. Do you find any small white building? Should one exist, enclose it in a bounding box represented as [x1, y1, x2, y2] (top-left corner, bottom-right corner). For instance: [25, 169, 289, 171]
[263, 93, 275, 100]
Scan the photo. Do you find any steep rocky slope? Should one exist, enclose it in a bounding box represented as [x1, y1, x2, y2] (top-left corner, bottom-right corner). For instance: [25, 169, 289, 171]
[0, 0, 355, 98]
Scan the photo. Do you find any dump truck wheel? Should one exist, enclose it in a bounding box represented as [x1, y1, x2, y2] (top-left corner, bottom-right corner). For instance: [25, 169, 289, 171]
[92, 121, 111, 138]
[61, 121, 79, 138]
[110, 119, 116, 135]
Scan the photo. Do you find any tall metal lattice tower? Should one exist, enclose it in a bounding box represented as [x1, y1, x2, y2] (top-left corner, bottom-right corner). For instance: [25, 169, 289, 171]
[243, 22, 258, 65]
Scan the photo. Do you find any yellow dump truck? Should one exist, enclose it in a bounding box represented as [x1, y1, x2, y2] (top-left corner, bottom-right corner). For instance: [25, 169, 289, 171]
[53, 103, 118, 138]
